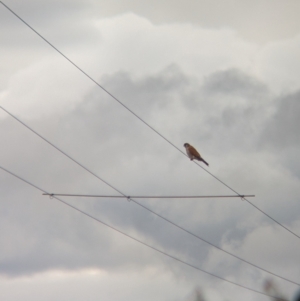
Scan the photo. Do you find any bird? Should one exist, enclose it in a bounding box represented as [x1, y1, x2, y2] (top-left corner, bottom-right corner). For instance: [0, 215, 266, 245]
[183, 143, 209, 166]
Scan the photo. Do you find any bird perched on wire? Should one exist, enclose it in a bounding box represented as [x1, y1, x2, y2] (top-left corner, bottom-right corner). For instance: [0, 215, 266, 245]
[183, 143, 209, 166]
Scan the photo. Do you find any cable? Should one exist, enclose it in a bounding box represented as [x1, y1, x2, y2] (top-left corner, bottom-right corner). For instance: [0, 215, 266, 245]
[42, 193, 255, 199]
[197, 165, 300, 240]
[0, 164, 289, 301]
[1, 1, 299, 241]
[1, 106, 299, 287]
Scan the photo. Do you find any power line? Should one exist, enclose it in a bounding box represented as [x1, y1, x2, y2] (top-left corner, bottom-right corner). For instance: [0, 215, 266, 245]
[1, 1, 298, 241]
[1, 107, 299, 287]
[1, 0, 300, 288]
[199, 168, 300, 240]
[42, 193, 255, 199]
[0, 164, 289, 300]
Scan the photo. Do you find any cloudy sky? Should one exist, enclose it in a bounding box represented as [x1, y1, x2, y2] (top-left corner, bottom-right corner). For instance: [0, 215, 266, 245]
[1, 1, 300, 300]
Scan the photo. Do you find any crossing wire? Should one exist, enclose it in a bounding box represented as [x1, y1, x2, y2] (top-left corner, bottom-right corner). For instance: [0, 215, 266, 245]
[42, 193, 255, 199]
[1, 1, 299, 241]
[1, 106, 299, 287]
[0, 165, 289, 301]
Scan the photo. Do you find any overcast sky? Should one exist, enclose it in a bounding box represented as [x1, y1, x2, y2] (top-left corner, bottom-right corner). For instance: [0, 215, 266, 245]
[1, 1, 300, 301]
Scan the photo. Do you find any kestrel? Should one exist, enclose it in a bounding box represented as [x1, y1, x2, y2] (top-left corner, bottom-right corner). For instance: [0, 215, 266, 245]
[183, 143, 209, 166]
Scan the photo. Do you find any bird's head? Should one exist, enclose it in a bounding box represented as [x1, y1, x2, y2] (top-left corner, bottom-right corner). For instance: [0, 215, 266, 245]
[183, 143, 190, 148]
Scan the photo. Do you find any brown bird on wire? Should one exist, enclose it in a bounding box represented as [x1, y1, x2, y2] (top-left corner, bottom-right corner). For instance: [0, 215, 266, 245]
[183, 143, 209, 166]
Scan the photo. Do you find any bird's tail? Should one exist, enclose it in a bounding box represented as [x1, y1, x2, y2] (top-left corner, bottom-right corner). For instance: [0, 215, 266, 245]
[201, 158, 209, 166]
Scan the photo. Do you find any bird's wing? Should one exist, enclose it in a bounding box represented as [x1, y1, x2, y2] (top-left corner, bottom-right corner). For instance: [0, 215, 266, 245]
[189, 145, 201, 159]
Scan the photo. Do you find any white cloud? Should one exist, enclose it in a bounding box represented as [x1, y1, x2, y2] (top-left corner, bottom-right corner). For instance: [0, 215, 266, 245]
[0, 57, 94, 119]
[93, 13, 258, 79]
[255, 34, 300, 93]
[0, 269, 192, 301]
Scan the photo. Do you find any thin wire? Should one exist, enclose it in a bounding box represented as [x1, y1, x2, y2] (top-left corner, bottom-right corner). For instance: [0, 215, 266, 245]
[129, 198, 300, 287]
[1, 107, 299, 287]
[194, 163, 300, 239]
[0, 106, 124, 196]
[42, 193, 255, 199]
[1, 1, 298, 241]
[0, 165, 289, 300]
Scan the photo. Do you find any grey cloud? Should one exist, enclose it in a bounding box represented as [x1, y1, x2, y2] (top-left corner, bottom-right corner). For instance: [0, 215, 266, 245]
[99, 64, 189, 115]
[0, 1, 93, 41]
[1, 2, 299, 299]
[0, 1, 101, 91]
[259, 90, 300, 178]
[0, 67, 210, 277]
[0, 65, 299, 299]
[179, 69, 271, 156]
[1, 1, 90, 25]
[203, 69, 268, 98]
[261, 91, 300, 149]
